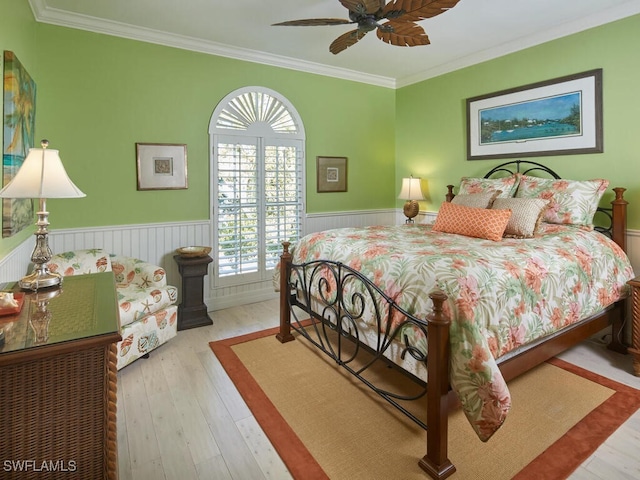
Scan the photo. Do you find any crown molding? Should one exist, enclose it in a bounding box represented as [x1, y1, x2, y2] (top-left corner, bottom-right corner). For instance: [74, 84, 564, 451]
[28, 0, 396, 89]
[29, 0, 640, 90]
[397, 1, 640, 88]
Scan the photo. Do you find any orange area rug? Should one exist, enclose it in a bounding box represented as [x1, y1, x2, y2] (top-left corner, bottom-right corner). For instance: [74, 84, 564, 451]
[210, 327, 640, 479]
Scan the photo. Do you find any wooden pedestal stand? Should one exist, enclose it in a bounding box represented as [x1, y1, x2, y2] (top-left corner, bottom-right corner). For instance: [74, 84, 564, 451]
[174, 254, 213, 331]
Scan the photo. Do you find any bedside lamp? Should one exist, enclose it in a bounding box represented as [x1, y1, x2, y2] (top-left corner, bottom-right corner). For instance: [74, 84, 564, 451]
[398, 176, 425, 223]
[0, 140, 85, 290]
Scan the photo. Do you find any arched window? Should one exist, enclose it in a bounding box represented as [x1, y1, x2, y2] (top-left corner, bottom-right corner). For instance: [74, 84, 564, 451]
[209, 87, 305, 286]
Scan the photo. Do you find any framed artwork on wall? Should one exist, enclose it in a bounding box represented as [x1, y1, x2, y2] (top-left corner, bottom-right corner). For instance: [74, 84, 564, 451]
[136, 143, 188, 190]
[317, 156, 347, 193]
[467, 69, 603, 160]
[2, 51, 36, 237]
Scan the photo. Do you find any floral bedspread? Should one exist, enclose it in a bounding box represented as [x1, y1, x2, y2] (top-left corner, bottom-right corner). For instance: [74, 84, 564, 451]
[274, 223, 634, 441]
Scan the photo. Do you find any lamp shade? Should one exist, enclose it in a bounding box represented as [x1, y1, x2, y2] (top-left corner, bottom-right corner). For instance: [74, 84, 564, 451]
[0, 147, 85, 199]
[398, 177, 425, 201]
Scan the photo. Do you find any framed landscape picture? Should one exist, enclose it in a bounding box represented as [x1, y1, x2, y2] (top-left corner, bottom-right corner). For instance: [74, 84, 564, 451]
[467, 69, 603, 160]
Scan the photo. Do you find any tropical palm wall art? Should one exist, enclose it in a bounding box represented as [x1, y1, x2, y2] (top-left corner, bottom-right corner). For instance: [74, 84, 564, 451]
[2, 50, 36, 237]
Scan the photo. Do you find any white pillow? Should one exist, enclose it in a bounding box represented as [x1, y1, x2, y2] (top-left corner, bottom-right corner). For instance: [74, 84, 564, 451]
[458, 175, 519, 198]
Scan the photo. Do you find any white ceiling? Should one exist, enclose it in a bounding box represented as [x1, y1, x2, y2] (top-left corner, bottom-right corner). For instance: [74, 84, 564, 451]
[29, 0, 640, 88]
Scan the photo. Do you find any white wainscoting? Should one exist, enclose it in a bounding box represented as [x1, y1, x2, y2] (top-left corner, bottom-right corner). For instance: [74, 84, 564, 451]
[0, 221, 210, 307]
[0, 210, 397, 311]
[627, 229, 640, 276]
[0, 239, 36, 285]
[1, 213, 638, 312]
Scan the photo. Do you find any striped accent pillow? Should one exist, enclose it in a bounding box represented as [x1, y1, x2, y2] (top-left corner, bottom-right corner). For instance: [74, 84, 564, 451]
[432, 202, 512, 242]
[492, 197, 549, 238]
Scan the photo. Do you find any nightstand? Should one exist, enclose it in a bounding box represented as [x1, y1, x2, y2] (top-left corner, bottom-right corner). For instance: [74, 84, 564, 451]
[628, 277, 640, 376]
[174, 254, 213, 330]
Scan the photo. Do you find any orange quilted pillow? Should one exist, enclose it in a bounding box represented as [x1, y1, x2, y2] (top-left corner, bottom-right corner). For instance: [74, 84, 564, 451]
[432, 202, 512, 242]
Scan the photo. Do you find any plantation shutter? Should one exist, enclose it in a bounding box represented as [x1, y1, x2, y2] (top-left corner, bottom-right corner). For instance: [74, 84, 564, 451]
[211, 88, 305, 286]
[264, 139, 304, 270]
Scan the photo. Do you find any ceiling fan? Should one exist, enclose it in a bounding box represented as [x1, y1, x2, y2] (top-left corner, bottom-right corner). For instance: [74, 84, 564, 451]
[273, 0, 461, 55]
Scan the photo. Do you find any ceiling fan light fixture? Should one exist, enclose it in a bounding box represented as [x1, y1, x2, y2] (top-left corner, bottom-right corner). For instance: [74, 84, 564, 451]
[272, 0, 460, 54]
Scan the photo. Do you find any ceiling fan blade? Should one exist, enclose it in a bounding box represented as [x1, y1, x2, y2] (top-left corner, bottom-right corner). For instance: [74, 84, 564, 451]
[272, 18, 353, 27]
[382, 0, 461, 22]
[339, 0, 385, 15]
[330, 29, 367, 54]
[376, 21, 430, 47]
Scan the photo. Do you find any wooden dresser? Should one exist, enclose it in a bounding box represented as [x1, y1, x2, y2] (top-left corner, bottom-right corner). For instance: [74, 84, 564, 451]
[0, 272, 121, 479]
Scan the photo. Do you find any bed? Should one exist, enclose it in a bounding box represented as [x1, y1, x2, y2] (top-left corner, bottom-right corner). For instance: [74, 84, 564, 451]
[274, 161, 635, 479]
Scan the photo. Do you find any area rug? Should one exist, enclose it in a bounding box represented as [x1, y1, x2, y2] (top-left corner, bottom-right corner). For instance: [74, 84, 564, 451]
[210, 327, 640, 480]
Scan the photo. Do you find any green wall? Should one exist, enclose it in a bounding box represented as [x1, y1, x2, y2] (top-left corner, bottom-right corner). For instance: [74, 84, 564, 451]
[33, 25, 396, 227]
[396, 14, 640, 229]
[0, 1, 396, 257]
[2, 1, 639, 261]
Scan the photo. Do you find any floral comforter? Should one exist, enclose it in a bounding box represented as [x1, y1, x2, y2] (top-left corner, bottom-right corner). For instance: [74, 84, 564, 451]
[275, 223, 634, 441]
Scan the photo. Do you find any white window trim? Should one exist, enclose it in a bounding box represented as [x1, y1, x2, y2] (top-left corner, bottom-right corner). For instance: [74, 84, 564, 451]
[209, 87, 306, 288]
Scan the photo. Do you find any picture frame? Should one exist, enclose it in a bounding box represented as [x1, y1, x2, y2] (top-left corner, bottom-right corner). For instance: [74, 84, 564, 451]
[136, 143, 188, 190]
[317, 156, 347, 193]
[466, 69, 603, 160]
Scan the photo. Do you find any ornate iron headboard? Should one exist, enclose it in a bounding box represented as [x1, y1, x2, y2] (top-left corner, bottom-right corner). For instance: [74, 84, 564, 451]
[483, 159, 560, 180]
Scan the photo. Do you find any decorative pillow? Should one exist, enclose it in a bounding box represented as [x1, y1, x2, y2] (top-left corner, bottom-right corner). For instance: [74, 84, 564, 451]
[458, 175, 519, 198]
[451, 190, 501, 209]
[432, 202, 512, 242]
[515, 175, 609, 227]
[492, 197, 549, 238]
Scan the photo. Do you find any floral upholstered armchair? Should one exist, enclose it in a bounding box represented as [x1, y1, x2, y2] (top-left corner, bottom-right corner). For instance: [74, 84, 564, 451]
[48, 248, 178, 369]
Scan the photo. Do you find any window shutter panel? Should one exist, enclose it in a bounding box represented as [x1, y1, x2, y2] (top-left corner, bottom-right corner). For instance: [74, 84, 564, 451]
[211, 88, 305, 285]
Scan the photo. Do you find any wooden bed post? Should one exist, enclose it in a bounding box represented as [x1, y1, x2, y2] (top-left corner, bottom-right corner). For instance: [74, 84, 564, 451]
[608, 187, 629, 355]
[611, 187, 627, 252]
[445, 185, 455, 203]
[276, 242, 295, 343]
[419, 290, 456, 479]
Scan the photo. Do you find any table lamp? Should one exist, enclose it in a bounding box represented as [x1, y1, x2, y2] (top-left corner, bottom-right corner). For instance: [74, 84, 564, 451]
[0, 140, 85, 290]
[398, 176, 425, 223]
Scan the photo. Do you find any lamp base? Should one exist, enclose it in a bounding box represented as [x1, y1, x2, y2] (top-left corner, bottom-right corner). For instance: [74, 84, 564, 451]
[19, 269, 62, 291]
[403, 200, 420, 224]
[20, 204, 62, 291]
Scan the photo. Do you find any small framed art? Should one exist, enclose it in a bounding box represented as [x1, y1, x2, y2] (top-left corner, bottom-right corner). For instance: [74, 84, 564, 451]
[136, 143, 188, 190]
[317, 156, 347, 193]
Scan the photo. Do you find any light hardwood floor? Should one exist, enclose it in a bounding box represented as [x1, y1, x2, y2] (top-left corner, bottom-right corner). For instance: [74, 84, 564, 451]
[116, 298, 640, 480]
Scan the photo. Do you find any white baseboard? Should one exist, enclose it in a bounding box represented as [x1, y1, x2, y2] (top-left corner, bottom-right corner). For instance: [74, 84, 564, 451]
[208, 286, 278, 311]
